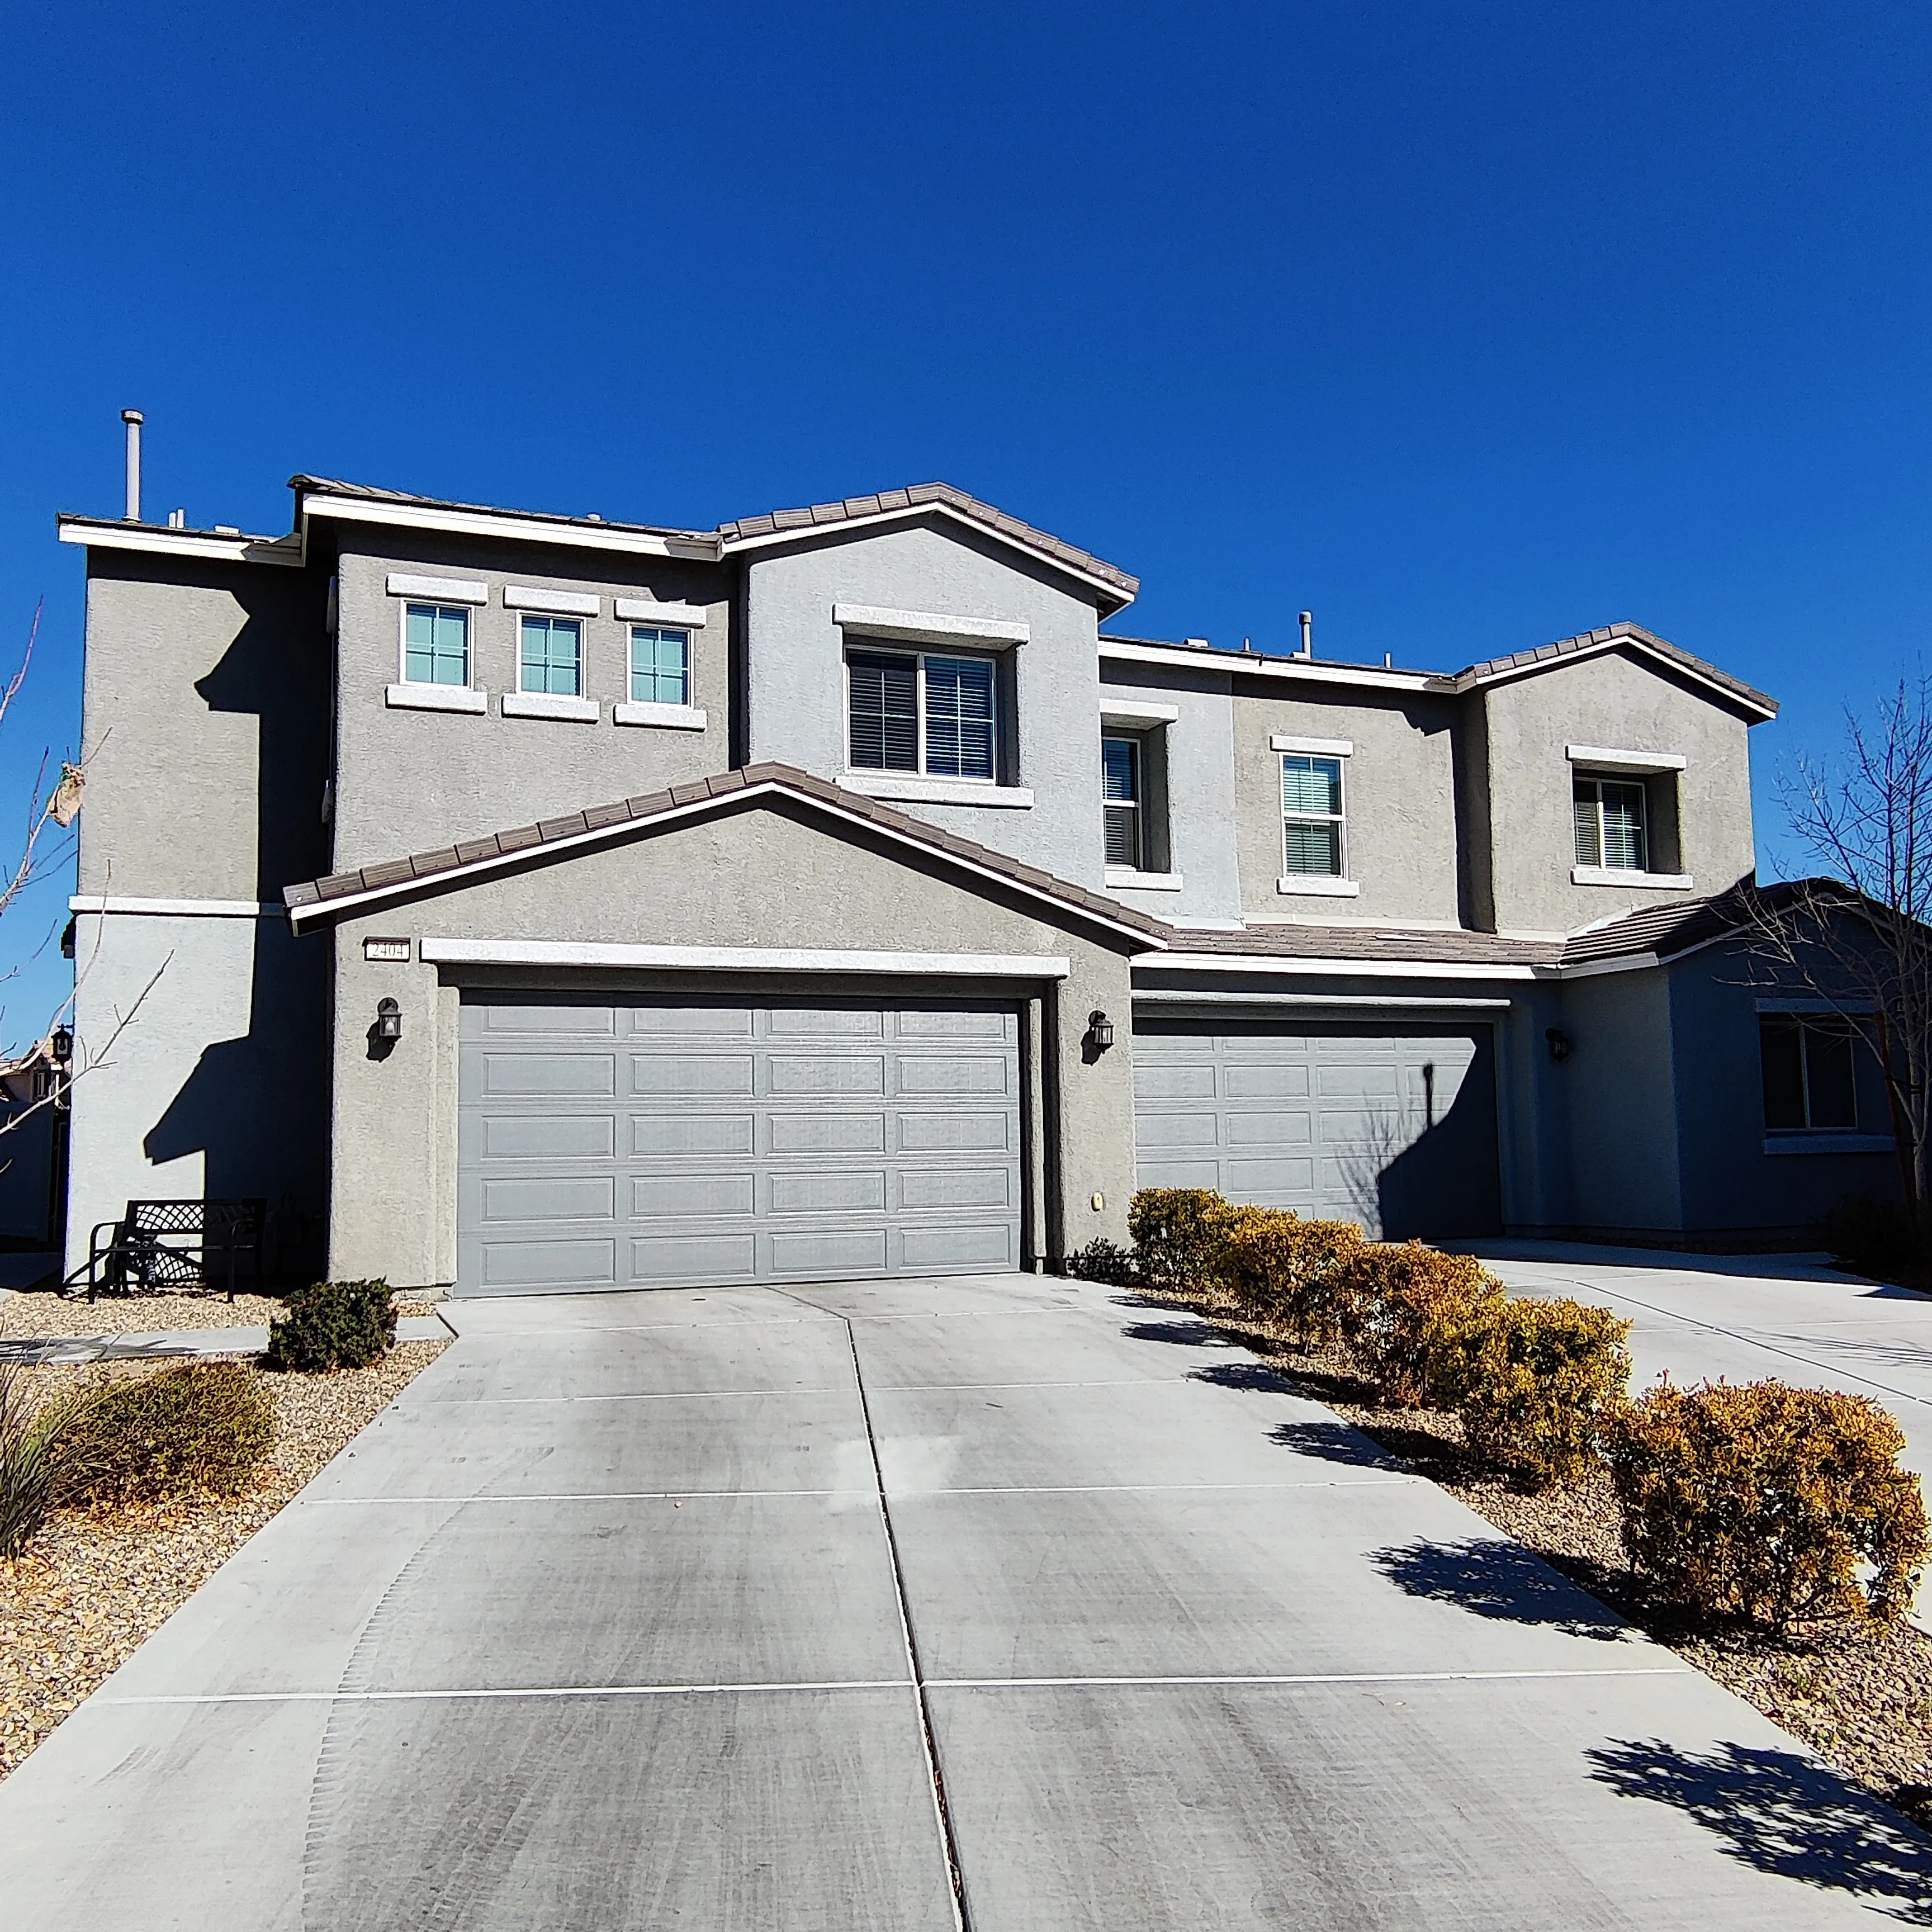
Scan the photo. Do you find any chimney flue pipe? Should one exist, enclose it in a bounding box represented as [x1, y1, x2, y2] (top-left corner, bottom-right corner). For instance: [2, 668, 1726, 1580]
[121, 410, 144, 522]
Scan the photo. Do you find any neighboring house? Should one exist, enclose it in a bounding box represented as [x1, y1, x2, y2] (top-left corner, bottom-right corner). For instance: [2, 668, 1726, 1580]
[0, 1039, 62, 1249]
[53, 476, 1897, 1293]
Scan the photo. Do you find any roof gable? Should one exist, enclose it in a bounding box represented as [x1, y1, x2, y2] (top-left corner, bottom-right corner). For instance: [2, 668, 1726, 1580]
[1448, 622, 1777, 721]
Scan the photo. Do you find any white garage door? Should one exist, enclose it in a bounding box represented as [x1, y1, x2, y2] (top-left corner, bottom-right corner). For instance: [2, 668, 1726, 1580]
[457, 995, 1022, 1295]
[1133, 1017, 1500, 1239]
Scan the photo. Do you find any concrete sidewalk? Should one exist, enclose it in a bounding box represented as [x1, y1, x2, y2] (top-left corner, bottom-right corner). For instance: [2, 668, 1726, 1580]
[0, 1273, 1921, 1927]
[0, 1313, 452, 1365]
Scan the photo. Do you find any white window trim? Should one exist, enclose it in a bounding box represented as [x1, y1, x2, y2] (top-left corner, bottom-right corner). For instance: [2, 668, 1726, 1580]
[503, 584, 600, 617]
[614, 700, 707, 731]
[1106, 868, 1184, 892]
[503, 690, 599, 723]
[834, 602, 1028, 647]
[1572, 865, 1693, 889]
[844, 643, 1002, 787]
[1276, 874, 1361, 898]
[395, 599, 477, 695]
[1101, 699, 1180, 727]
[835, 771, 1034, 808]
[387, 682, 487, 715]
[1271, 733, 1355, 756]
[515, 612, 588, 702]
[615, 596, 707, 627]
[386, 571, 487, 604]
[1566, 743, 1687, 774]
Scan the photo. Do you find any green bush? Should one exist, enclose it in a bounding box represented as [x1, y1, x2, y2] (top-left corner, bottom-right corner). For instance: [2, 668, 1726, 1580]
[1063, 1238, 1139, 1285]
[1128, 1189, 1236, 1293]
[267, 1279, 397, 1372]
[0, 1366, 100, 1557]
[61, 1361, 274, 1508]
[1819, 1194, 1922, 1278]
[1221, 1210, 1366, 1346]
[1457, 1296, 1633, 1489]
[1336, 1243, 1505, 1409]
[1608, 1379, 1930, 1627]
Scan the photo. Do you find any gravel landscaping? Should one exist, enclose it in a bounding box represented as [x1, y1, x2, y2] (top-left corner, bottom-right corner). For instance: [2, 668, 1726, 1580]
[0, 1340, 448, 1779]
[0, 1288, 443, 1341]
[1144, 1278, 1932, 1829]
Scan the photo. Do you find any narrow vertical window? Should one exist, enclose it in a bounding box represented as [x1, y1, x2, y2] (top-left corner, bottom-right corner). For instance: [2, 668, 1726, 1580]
[1282, 754, 1344, 877]
[848, 651, 920, 770]
[1102, 736, 1141, 868]
[924, 656, 996, 779]
[629, 626, 690, 705]
[404, 603, 470, 687]
[520, 616, 583, 697]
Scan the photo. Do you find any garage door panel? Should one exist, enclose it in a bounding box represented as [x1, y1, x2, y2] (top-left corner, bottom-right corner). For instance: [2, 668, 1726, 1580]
[1225, 1111, 1310, 1146]
[1224, 1065, 1311, 1100]
[1225, 1157, 1317, 1196]
[1135, 1110, 1219, 1150]
[460, 997, 1021, 1294]
[1133, 1064, 1220, 1101]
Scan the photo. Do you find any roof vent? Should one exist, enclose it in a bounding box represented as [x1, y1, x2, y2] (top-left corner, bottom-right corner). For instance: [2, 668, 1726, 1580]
[120, 409, 143, 522]
[214, 524, 240, 537]
[1298, 611, 1313, 659]
[167, 509, 186, 529]
[1183, 636, 1209, 648]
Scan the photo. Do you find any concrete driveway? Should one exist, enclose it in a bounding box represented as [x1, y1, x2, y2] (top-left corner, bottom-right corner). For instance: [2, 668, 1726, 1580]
[0, 1272, 1924, 1928]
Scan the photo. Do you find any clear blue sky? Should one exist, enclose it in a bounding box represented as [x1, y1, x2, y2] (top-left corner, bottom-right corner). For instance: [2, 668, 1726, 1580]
[2, 2, 1928, 1049]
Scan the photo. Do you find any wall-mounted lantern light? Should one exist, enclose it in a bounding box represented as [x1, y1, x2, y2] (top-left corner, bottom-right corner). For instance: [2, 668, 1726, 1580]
[376, 997, 403, 1044]
[49, 1025, 73, 1068]
[1087, 1010, 1115, 1053]
[1545, 1026, 1571, 1064]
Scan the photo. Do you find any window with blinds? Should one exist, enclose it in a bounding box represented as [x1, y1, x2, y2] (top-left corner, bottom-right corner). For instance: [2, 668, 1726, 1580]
[1102, 736, 1141, 868]
[1282, 754, 1344, 876]
[847, 648, 997, 780]
[1574, 778, 1647, 871]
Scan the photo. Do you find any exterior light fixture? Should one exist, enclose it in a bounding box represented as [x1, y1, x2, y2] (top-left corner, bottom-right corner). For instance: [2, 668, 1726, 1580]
[1545, 1026, 1571, 1063]
[376, 997, 403, 1043]
[49, 1025, 73, 1067]
[1087, 1010, 1115, 1052]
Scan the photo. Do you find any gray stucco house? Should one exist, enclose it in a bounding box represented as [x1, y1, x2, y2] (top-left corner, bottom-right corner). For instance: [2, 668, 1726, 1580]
[54, 476, 1896, 1292]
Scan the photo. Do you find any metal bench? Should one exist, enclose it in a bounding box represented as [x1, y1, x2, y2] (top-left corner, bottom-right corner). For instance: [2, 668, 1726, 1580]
[73, 1198, 267, 1302]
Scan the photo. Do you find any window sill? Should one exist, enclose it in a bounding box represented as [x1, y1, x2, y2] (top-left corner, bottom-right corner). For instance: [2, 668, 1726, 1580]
[614, 701, 707, 731]
[503, 692, 599, 723]
[836, 771, 1034, 808]
[1277, 874, 1361, 898]
[1106, 868, 1185, 892]
[1572, 866, 1693, 889]
[1763, 1133, 1895, 1156]
[386, 683, 487, 715]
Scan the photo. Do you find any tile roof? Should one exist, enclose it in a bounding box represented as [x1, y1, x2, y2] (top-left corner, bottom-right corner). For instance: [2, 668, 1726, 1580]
[1161, 924, 1560, 968]
[1447, 622, 1778, 718]
[282, 763, 1171, 948]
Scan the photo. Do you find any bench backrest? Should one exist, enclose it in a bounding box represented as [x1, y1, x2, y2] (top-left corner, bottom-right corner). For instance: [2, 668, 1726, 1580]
[122, 1199, 267, 1242]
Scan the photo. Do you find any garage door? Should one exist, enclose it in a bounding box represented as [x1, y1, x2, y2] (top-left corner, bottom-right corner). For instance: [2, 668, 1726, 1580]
[457, 995, 1022, 1295]
[1133, 1017, 1500, 1239]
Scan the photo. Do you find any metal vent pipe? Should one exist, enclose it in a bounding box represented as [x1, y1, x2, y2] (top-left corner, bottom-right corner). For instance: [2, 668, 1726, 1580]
[1298, 610, 1313, 658]
[121, 409, 144, 522]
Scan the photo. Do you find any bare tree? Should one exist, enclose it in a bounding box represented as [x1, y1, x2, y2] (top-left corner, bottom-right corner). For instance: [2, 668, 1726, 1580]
[1746, 673, 1932, 1250]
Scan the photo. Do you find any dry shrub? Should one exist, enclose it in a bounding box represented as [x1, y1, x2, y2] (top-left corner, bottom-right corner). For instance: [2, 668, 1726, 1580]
[1457, 1296, 1633, 1489]
[1608, 1379, 1930, 1627]
[1128, 1189, 1237, 1293]
[1221, 1210, 1366, 1346]
[0, 1367, 98, 1559]
[1337, 1243, 1505, 1409]
[61, 1361, 274, 1508]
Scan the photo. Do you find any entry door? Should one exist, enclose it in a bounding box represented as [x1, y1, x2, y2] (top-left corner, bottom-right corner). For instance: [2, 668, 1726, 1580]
[456, 994, 1022, 1294]
[1132, 1017, 1501, 1239]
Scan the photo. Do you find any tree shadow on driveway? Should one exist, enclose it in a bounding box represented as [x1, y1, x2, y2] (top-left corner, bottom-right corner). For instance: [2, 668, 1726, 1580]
[1267, 1418, 1409, 1470]
[1368, 1535, 1634, 1641]
[1585, 1737, 1932, 1922]
[1120, 1318, 1232, 1349]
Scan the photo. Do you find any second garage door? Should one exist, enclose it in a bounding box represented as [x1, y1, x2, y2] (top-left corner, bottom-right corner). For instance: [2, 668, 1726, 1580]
[1133, 1017, 1501, 1239]
[457, 994, 1022, 1294]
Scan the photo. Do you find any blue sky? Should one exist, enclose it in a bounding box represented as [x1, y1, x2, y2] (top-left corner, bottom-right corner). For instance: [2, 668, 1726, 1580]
[2, 1, 1929, 1048]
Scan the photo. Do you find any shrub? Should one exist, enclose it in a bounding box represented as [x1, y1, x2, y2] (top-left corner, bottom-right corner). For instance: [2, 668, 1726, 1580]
[1064, 1238, 1139, 1285]
[61, 1362, 274, 1508]
[1819, 1194, 1922, 1279]
[1128, 1189, 1234, 1294]
[1221, 1210, 1366, 1346]
[1336, 1243, 1505, 1409]
[0, 1366, 100, 1558]
[1608, 1379, 1931, 1627]
[267, 1279, 397, 1372]
[1457, 1296, 1633, 1489]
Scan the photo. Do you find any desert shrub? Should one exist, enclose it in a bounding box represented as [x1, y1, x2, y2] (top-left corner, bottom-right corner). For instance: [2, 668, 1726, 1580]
[1608, 1379, 1930, 1627]
[1064, 1238, 1139, 1285]
[1221, 1210, 1366, 1346]
[1457, 1296, 1633, 1489]
[1819, 1194, 1922, 1279]
[267, 1279, 397, 1372]
[1128, 1189, 1234, 1293]
[61, 1361, 274, 1508]
[1336, 1243, 1506, 1409]
[0, 1366, 100, 1558]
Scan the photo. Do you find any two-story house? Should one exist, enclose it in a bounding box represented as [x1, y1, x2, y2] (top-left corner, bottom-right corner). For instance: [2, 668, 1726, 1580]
[55, 472, 1897, 1294]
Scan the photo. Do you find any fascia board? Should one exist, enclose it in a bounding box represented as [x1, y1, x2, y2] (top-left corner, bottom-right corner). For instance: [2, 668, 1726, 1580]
[1098, 639, 1436, 695]
[301, 493, 717, 562]
[56, 520, 301, 568]
[288, 781, 1168, 950]
[419, 939, 1071, 978]
[1133, 987, 1513, 1010]
[71, 894, 285, 917]
[1147, 952, 1540, 982]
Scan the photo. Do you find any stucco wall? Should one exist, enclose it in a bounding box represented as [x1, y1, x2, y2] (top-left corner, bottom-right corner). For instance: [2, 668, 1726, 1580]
[331, 533, 733, 870]
[1481, 647, 1758, 936]
[742, 519, 1109, 887]
[322, 798, 1142, 1287]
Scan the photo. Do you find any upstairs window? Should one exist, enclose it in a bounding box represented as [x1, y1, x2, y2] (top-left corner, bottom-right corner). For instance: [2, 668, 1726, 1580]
[847, 648, 996, 780]
[1574, 778, 1647, 871]
[404, 603, 471, 687]
[629, 626, 690, 705]
[520, 615, 583, 698]
[1760, 1015, 1859, 1131]
[1102, 736, 1142, 868]
[1282, 754, 1344, 877]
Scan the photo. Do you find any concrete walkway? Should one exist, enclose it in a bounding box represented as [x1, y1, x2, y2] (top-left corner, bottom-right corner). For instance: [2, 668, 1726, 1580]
[0, 1273, 1923, 1927]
